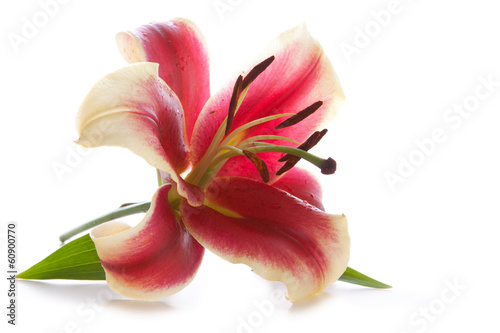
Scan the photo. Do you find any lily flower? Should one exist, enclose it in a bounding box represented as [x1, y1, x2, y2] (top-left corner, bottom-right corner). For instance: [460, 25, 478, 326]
[76, 18, 349, 302]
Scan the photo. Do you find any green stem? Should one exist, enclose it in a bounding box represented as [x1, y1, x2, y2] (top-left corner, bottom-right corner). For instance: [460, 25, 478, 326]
[187, 113, 295, 186]
[196, 143, 329, 188]
[237, 135, 299, 148]
[246, 145, 325, 168]
[197, 151, 240, 188]
[217, 145, 243, 155]
[59, 201, 151, 243]
[186, 87, 250, 185]
[220, 113, 294, 148]
[186, 118, 228, 185]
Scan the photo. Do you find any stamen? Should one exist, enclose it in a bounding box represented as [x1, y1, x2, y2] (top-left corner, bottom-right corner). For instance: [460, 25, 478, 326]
[188, 113, 294, 186]
[278, 129, 328, 162]
[217, 145, 244, 154]
[237, 135, 299, 149]
[276, 129, 329, 176]
[242, 56, 275, 90]
[220, 113, 295, 148]
[275, 101, 323, 129]
[276, 157, 300, 175]
[241, 143, 334, 175]
[242, 150, 270, 183]
[226, 75, 243, 135]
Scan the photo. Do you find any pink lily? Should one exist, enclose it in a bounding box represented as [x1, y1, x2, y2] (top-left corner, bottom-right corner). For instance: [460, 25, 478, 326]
[76, 18, 349, 301]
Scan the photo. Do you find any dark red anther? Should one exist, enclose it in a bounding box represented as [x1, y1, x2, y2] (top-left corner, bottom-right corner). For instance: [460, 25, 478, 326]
[226, 75, 243, 135]
[241, 56, 275, 90]
[275, 101, 323, 129]
[278, 129, 328, 162]
[243, 150, 270, 183]
[276, 129, 331, 176]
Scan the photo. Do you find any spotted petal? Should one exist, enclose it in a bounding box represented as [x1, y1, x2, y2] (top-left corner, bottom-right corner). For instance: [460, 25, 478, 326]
[76, 62, 203, 206]
[271, 167, 325, 210]
[91, 184, 204, 300]
[190, 24, 345, 183]
[180, 177, 350, 301]
[116, 19, 210, 145]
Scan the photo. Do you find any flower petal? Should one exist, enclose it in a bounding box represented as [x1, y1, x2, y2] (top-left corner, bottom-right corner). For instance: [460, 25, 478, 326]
[91, 184, 204, 300]
[180, 177, 350, 301]
[271, 167, 325, 210]
[116, 19, 210, 145]
[190, 24, 344, 182]
[76, 62, 203, 206]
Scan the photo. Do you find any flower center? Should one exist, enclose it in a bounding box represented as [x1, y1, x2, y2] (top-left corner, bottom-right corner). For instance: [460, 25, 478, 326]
[185, 55, 336, 189]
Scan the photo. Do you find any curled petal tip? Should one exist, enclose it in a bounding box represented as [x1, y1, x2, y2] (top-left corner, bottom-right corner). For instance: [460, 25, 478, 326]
[76, 62, 205, 206]
[91, 185, 204, 300]
[116, 20, 210, 144]
[74, 138, 86, 147]
[116, 31, 147, 63]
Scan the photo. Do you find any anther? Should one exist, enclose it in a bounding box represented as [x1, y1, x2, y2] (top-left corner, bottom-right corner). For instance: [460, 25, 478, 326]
[275, 101, 323, 129]
[242, 150, 270, 183]
[276, 156, 300, 175]
[278, 129, 328, 162]
[276, 129, 329, 175]
[226, 75, 243, 135]
[242, 56, 275, 90]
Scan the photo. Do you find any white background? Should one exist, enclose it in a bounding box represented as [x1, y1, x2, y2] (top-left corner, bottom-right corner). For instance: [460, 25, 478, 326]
[1, 0, 499, 332]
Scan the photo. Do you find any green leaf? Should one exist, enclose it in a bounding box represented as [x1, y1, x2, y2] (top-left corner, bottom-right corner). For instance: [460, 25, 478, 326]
[17, 233, 391, 290]
[17, 234, 105, 280]
[339, 267, 391, 289]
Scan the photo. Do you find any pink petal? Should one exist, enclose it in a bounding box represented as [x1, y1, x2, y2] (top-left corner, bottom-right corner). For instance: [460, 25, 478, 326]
[76, 62, 203, 206]
[180, 177, 350, 301]
[271, 167, 325, 210]
[116, 19, 210, 145]
[190, 24, 344, 182]
[91, 184, 204, 300]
